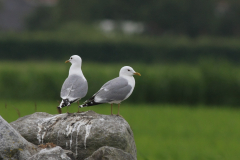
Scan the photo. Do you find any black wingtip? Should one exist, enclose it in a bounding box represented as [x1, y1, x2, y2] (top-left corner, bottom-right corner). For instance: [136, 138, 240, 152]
[58, 99, 71, 109]
[79, 100, 101, 108]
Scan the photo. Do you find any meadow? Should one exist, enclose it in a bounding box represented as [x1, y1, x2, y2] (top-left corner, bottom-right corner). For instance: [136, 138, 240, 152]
[1, 101, 240, 160]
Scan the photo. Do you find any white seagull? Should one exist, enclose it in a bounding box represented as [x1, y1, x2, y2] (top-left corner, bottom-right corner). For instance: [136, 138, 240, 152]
[58, 55, 88, 113]
[79, 66, 141, 115]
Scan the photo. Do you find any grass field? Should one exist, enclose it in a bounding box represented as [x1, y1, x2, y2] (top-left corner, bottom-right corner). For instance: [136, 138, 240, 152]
[1, 101, 240, 160]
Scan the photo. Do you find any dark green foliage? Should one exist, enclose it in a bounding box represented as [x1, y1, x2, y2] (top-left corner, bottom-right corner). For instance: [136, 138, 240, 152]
[26, 6, 59, 30]
[27, 0, 240, 36]
[1, 61, 240, 106]
[1, 36, 240, 63]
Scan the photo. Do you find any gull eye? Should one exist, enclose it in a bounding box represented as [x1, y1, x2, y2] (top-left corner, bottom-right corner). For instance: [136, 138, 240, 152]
[128, 69, 130, 71]
[70, 57, 72, 59]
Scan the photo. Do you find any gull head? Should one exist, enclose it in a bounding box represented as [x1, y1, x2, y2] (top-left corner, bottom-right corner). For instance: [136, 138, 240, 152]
[65, 55, 82, 65]
[119, 66, 141, 77]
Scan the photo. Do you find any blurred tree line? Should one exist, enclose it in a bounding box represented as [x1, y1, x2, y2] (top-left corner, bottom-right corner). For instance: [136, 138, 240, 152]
[27, 0, 240, 37]
[2, 61, 240, 106]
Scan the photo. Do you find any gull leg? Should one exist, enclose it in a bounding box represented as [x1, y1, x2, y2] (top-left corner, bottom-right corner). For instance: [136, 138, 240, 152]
[77, 101, 80, 113]
[57, 101, 62, 114]
[57, 107, 62, 114]
[77, 101, 83, 113]
[111, 104, 113, 115]
[117, 103, 123, 117]
[117, 104, 120, 116]
[67, 106, 69, 113]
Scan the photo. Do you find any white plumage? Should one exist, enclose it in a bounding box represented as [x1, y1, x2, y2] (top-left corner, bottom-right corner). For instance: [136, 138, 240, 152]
[58, 55, 88, 111]
[79, 66, 141, 115]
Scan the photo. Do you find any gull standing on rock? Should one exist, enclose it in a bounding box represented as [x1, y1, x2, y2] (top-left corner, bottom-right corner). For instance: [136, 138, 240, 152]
[79, 66, 141, 116]
[58, 55, 88, 113]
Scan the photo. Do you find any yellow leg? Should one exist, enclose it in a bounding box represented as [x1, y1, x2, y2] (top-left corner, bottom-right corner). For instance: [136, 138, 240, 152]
[77, 101, 80, 113]
[111, 104, 113, 115]
[117, 103, 120, 116]
[57, 107, 62, 114]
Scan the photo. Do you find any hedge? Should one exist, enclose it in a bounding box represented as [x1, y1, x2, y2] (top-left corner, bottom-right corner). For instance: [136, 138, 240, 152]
[1, 61, 240, 107]
[0, 35, 240, 63]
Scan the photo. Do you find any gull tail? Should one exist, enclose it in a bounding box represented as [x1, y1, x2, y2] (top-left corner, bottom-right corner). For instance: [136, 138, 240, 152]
[79, 98, 100, 108]
[58, 99, 71, 109]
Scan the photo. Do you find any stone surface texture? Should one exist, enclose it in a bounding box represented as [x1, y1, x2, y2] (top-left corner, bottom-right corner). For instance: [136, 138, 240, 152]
[0, 116, 38, 160]
[84, 146, 135, 160]
[10, 111, 137, 160]
[28, 146, 74, 160]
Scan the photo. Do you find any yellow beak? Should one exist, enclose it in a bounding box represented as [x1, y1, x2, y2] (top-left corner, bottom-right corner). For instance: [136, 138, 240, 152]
[65, 60, 70, 63]
[134, 72, 141, 76]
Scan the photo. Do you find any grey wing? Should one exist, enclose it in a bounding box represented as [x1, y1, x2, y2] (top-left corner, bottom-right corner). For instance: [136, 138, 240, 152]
[95, 77, 132, 103]
[61, 74, 88, 100]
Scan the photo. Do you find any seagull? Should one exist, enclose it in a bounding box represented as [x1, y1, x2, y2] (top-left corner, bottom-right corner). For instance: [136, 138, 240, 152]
[58, 55, 88, 113]
[79, 66, 141, 116]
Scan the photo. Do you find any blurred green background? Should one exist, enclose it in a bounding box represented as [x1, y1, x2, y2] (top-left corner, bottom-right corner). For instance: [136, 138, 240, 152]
[1, 0, 240, 159]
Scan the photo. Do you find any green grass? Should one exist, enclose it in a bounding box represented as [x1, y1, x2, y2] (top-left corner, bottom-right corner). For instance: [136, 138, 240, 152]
[1, 101, 240, 160]
[2, 60, 240, 106]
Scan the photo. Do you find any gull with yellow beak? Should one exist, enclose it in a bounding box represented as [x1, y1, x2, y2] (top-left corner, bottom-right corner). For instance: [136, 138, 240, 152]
[79, 66, 141, 116]
[58, 55, 88, 113]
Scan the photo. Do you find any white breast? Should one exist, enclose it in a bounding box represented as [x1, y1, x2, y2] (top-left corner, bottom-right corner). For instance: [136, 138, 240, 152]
[121, 75, 135, 101]
[69, 64, 86, 81]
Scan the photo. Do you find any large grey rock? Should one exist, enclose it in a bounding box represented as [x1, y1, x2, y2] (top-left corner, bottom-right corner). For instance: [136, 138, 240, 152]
[11, 111, 137, 160]
[84, 146, 135, 160]
[0, 116, 38, 160]
[28, 146, 74, 160]
[64, 149, 77, 160]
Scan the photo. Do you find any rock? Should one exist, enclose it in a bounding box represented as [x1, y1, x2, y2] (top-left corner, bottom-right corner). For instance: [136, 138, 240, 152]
[11, 111, 137, 160]
[64, 149, 77, 160]
[28, 146, 75, 160]
[10, 112, 53, 144]
[84, 146, 135, 160]
[0, 116, 38, 160]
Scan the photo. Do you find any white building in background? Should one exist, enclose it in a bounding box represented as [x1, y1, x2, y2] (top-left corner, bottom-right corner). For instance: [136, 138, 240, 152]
[99, 20, 115, 34]
[99, 19, 145, 35]
[0, 0, 57, 31]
